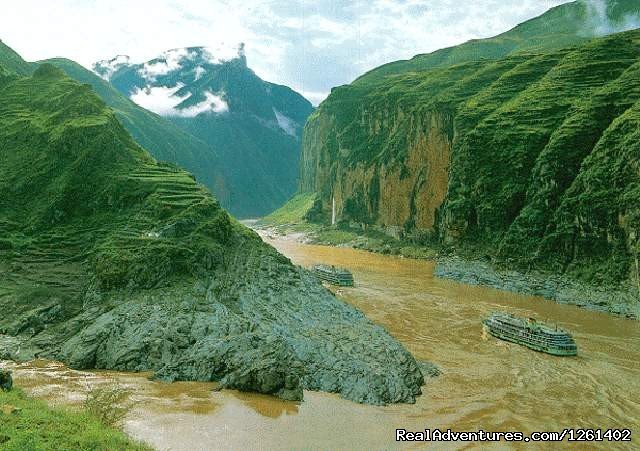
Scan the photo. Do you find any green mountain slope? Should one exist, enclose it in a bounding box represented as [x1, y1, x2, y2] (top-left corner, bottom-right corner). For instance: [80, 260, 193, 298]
[0, 39, 31, 75]
[0, 41, 311, 217]
[39, 58, 229, 205]
[0, 44, 225, 203]
[356, 0, 640, 84]
[95, 47, 314, 218]
[298, 29, 640, 297]
[0, 63, 426, 405]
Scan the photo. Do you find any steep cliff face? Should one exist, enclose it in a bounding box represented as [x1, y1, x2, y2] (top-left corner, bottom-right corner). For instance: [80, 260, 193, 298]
[302, 107, 452, 233]
[299, 29, 640, 286]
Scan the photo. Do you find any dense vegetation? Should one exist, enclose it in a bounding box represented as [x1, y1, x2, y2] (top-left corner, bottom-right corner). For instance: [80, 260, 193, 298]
[0, 388, 150, 450]
[0, 63, 234, 292]
[0, 64, 426, 405]
[259, 192, 318, 227]
[0, 40, 312, 218]
[298, 19, 640, 289]
[0, 39, 30, 75]
[0, 42, 227, 212]
[42, 58, 226, 206]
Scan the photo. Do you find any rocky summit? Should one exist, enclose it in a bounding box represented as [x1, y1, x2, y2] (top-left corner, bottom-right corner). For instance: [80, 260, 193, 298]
[0, 63, 426, 405]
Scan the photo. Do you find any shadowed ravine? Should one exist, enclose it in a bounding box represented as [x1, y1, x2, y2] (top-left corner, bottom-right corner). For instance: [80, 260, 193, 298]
[3, 233, 639, 450]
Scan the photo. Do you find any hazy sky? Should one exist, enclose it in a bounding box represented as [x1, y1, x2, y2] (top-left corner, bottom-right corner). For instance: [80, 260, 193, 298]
[0, 0, 571, 104]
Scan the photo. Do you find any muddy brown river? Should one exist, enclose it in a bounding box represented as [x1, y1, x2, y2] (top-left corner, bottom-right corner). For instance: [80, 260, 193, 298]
[2, 234, 639, 450]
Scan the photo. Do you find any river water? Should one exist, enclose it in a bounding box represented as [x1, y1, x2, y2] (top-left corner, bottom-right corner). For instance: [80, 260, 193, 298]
[2, 234, 639, 450]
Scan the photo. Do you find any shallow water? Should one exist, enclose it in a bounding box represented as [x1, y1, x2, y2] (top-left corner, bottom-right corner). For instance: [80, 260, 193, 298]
[3, 234, 639, 450]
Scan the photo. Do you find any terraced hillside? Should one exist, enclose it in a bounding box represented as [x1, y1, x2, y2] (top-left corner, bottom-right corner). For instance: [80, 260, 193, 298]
[298, 29, 640, 295]
[0, 42, 229, 207]
[42, 58, 228, 206]
[0, 64, 426, 404]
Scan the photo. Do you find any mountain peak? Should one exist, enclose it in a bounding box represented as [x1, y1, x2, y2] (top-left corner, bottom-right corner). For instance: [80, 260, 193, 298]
[140, 44, 247, 79]
[92, 54, 130, 80]
[32, 63, 66, 79]
[93, 42, 286, 121]
[93, 43, 248, 87]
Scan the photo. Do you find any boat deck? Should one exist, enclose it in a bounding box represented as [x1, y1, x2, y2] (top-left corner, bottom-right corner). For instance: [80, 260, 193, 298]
[483, 312, 577, 356]
[311, 264, 354, 287]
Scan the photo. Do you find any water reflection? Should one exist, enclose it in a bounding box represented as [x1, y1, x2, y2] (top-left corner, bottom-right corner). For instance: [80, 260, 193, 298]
[230, 390, 300, 418]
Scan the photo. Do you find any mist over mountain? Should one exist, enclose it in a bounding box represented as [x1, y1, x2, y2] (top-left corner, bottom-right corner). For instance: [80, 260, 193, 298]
[582, 0, 640, 35]
[95, 45, 314, 218]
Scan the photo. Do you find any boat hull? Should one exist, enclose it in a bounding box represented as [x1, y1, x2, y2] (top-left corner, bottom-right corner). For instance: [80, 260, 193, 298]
[483, 319, 577, 357]
[311, 266, 354, 287]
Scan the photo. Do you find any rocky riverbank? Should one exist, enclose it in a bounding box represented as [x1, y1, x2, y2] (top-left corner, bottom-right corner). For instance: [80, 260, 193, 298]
[435, 256, 639, 319]
[0, 245, 430, 405]
[254, 224, 639, 320]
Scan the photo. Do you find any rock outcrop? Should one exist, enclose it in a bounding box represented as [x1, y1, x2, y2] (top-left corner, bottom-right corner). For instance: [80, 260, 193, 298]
[0, 64, 426, 405]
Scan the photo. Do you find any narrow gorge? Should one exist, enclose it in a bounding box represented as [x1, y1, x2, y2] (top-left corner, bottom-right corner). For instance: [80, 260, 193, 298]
[296, 28, 640, 315]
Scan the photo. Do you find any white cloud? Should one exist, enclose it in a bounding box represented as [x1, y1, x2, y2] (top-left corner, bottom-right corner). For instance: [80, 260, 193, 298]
[0, 0, 576, 105]
[193, 66, 206, 80]
[273, 108, 297, 137]
[582, 0, 640, 36]
[95, 54, 130, 80]
[201, 43, 244, 65]
[179, 91, 228, 117]
[130, 84, 188, 116]
[129, 84, 228, 117]
[139, 48, 193, 81]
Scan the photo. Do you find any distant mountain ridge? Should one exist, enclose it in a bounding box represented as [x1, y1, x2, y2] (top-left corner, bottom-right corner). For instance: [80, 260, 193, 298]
[0, 39, 312, 218]
[0, 39, 227, 206]
[0, 39, 31, 75]
[41, 57, 226, 202]
[94, 45, 314, 217]
[356, 0, 640, 84]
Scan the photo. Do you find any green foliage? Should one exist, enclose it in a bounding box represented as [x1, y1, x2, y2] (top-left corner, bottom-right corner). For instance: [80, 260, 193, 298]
[0, 39, 31, 75]
[302, 28, 640, 286]
[0, 64, 258, 305]
[39, 58, 226, 212]
[0, 388, 150, 450]
[315, 229, 360, 245]
[82, 384, 133, 427]
[355, 0, 639, 85]
[260, 192, 318, 225]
